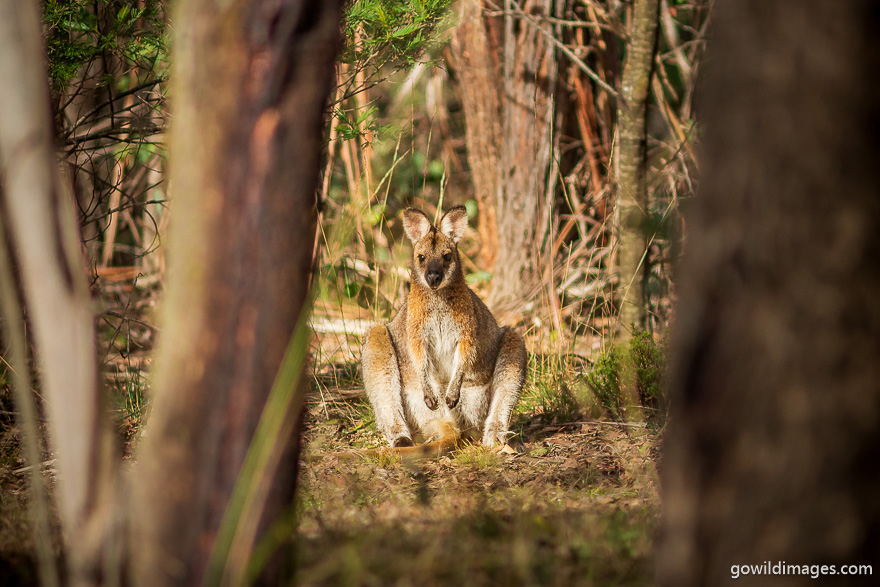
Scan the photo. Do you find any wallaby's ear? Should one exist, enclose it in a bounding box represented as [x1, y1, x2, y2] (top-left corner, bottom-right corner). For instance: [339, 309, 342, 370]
[402, 208, 433, 242]
[439, 205, 468, 243]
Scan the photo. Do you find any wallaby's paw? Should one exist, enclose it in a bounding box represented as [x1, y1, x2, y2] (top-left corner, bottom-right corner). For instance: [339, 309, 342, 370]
[424, 393, 439, 410]
[445, 391, 460, 409]
[392, 436, 414, 448]
[482, 423, 502, 447]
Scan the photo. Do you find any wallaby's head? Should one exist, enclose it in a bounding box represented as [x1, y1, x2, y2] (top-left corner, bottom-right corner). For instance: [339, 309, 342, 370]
[402, 206, 468, 291]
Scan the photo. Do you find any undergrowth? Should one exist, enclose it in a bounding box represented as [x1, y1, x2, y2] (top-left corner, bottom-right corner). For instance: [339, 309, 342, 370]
[517, 332, 667, 430]
[294, 500, 655, 586]
[299, 411, 660, 586]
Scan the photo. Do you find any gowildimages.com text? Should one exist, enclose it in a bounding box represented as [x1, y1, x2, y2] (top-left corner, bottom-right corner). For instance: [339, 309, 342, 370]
[731, 562, 872, 580]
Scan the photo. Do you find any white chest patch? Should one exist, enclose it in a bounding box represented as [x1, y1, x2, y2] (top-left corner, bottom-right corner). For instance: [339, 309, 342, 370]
[423, 315, 459, 383]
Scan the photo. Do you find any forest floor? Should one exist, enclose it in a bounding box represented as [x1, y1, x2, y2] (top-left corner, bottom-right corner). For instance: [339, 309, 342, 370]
[0, 301, 664, 586]
[296, 368, 662, 586]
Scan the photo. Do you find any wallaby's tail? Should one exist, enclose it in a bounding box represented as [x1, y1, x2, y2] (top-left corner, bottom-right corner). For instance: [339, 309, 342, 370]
[306, 420, 459, 463]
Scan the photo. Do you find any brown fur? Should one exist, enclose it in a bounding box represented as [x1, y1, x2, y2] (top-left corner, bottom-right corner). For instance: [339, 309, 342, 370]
[360, 206, 528, 452]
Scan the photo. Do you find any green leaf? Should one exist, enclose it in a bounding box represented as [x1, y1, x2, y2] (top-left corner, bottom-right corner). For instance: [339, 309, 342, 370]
[464, 199, 479, 219]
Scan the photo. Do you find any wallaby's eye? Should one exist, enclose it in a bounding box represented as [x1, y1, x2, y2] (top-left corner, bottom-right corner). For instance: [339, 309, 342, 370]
[443, 253, 452, 263]
[417, 254, 425, 263]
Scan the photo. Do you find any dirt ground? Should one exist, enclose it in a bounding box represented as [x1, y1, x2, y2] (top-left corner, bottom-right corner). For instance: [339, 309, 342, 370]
[296, 389, 662, 586]
[0, 312, 663, 586]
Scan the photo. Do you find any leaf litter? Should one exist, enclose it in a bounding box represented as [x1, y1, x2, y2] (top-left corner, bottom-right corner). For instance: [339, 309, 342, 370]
[297, 389, 662, 586]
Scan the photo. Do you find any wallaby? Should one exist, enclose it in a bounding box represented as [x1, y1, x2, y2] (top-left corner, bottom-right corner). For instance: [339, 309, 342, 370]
[361, 205, 527, 453]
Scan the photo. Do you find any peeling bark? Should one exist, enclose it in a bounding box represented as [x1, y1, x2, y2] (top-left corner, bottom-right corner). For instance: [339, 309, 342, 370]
[449, 0, 501, 268]
[451, 0, 559, 311]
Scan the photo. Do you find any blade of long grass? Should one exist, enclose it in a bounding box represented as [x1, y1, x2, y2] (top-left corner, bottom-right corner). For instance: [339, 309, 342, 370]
[206, 295, 314, 586]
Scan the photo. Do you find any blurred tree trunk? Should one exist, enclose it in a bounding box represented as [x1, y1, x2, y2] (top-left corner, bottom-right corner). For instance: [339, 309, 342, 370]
[2, 0, 341, 584]
[451, 0, 559, 311]
[0, 2, 118, 583]
[131, 0, 341, 585]
[660, 2, 880, 585]
[613, 0, 660, 337]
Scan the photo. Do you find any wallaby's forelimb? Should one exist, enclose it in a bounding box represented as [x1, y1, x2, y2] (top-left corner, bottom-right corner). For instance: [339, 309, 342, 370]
[445, 367, 464, 409]
[421, 364, 439, 411]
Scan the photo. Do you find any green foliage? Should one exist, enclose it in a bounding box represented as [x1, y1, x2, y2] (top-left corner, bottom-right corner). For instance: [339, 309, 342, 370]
[382, 149, 447, 198]
[585, 349, 623, 418]
[42, 0, 168, 94]
[629, 331, 666, 409]
[334, 0, 454, 144]
[342, 0, 454, 68]
[117, 371, 149, 422]
[318, 257, 393, 316]
[517, 355, 604, 426]
[334, 106, 390, 144]
[585, 333, 667, 423]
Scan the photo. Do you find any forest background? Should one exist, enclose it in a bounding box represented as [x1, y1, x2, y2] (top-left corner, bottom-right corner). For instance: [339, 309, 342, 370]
[1, 0, 877, 586]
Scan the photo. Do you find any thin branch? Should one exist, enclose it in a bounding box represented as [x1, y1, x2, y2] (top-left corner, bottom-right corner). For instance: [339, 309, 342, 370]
[488, 0, 619, 97]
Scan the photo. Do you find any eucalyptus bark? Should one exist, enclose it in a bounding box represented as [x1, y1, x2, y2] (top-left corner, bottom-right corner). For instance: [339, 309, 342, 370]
[492, 0, 558, 310]
[131, 1, 341, 584]
[0, 2, 117, 583]
[449, 0, 501, 269]
[613, 0, 660, 337]
[451, 0, 559, 311]
[0, 0, 340, 584]
[660, 2, 880, 585]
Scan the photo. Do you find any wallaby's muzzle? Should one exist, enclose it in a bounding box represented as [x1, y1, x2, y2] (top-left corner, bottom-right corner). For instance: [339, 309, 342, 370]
[425, 259, 444, 288]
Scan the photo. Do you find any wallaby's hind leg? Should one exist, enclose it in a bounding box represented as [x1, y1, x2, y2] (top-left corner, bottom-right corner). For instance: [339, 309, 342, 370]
[483, 328, 528, 446]
[362, 325, 413, 447]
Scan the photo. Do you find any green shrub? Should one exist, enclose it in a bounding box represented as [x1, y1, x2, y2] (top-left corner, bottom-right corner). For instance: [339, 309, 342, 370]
[584, 333, 667, 423]
[629, 332, 667, 420]
[585, 349, 623, 419]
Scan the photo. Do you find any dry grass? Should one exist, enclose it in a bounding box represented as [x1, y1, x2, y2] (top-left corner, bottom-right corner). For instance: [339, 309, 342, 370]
[297, 358, 662, 586]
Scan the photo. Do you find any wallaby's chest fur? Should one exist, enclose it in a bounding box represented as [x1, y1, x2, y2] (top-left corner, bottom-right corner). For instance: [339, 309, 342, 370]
[389, 281, 497, 388]
[420, 310, 459, 383]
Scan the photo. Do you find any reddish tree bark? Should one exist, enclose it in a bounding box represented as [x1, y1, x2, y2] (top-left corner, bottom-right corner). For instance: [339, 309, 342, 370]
[451, 0, 559, 310]
[130, 1, 342, 584]
[449, 0, 501, 269]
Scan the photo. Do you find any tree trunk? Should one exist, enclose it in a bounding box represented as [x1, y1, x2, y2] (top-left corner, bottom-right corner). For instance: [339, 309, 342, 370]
[3, 0, 341, 583]
[492, 0, 559, 310]
[131, 1, 341, 584]
[613, 0, 660, 337]
[451, 0, 559, 311]
[659, 2, 880, 585]
[0, 2, 117, 583]
[449, 0, 501, 269]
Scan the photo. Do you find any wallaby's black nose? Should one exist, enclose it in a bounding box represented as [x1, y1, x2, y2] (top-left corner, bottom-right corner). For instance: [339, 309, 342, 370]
[425, 260, 443, 288]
